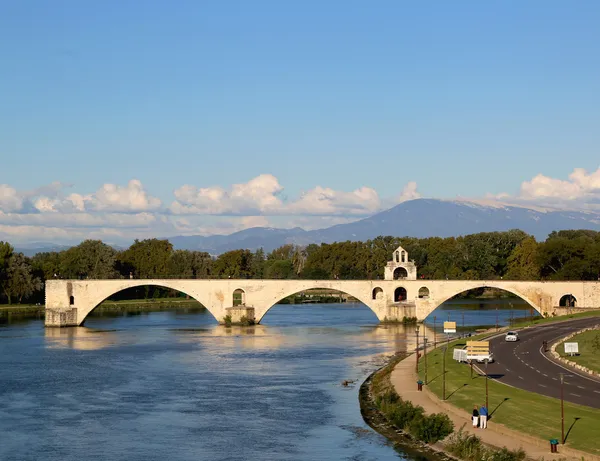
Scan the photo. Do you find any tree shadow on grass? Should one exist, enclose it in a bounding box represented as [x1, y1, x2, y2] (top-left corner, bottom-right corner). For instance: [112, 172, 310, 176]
[446, 383, 468, 399]
[564, 417, 581, 443]
[489, 397, 509, 421]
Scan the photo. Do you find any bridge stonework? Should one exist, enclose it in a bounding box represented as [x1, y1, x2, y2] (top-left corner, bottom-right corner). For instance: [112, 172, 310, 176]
[44, 279, 600, 327]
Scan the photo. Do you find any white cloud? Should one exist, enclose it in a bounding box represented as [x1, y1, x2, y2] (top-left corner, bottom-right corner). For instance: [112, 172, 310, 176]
[0, 185, 24, 212]
[171, 174, 283, 214]
[490, 167, 600, 210]
[91, 179, 161, 212]
[288, 185, 380, 215]
[0, 175, 423, 244]
[171, 175, 392, 217]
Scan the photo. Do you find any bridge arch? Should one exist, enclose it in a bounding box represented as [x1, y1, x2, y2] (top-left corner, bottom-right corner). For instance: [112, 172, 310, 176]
[73, 280, 218, 325]
[559, 294, 577, 307]
[254, 282, 381, 323]
[417, 283, 543, 321]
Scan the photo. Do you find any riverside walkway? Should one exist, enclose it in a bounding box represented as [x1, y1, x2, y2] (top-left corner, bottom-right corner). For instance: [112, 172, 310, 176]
[390, 355, 594, 461]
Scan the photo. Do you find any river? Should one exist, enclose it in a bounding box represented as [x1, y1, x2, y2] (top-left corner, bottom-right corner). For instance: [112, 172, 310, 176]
[0, 299, 529, 461]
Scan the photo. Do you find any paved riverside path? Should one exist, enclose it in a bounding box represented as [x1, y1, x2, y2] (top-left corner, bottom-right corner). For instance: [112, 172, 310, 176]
[487, 317, 600, 408]
[390, 355, 581, 461]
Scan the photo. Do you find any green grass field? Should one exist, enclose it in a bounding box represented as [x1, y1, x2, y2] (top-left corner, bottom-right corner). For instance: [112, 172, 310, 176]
[418, 339, 600, 455]
[513, 309, 600, 328]
[558, 329, 600, 374]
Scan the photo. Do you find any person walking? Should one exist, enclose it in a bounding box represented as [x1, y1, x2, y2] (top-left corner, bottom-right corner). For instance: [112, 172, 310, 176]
[479, 404, 488, 429]
[472, 405, 479, 428]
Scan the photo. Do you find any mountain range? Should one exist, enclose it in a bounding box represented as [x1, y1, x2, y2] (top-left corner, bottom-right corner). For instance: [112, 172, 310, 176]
[167, 199, 600, 254]
[14, 199, 600, 256]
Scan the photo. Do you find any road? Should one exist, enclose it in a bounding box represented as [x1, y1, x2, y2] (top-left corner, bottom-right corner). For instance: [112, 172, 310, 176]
[485, 317, 600, 408]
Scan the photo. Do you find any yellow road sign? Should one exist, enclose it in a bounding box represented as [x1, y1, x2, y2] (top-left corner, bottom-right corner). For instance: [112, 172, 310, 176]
[466, 340, 490, 356]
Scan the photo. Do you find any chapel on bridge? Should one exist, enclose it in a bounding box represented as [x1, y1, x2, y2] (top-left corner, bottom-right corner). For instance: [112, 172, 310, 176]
[384, 246, 417, 281]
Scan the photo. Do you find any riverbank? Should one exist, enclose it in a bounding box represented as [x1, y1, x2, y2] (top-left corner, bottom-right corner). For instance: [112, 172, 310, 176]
[0, 298, 205, 318]
[359, 354, 457, 461]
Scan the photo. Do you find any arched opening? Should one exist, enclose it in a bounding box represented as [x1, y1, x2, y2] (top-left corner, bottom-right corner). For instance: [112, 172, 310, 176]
[83, 284, 213, 327]
[559, 294, 577, 307]
[260, 287, 378, 325]
[69, 295, 75, 306]
[394, 287, 407, 302]
[401, 251, 406, 263]
[418, 287, 430, 299]
[393, 267, 408, 280]
[233, 289, 245, 306]
[372, 287, 383, 300]
[395, 251, 400, 263]
[423, 287, 538, 331]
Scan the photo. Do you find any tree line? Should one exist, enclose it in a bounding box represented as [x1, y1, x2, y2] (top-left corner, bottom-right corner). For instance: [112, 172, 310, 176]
[1, 229, 600, 304]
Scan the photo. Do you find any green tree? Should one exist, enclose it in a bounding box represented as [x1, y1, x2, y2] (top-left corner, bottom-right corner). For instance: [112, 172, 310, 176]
[264, 259, 294, 279]
[121, 239, 173, 278]
[212, 249, 254, 278]
[505, 237, 540, 280]
[252, 248, 266, 278]
[59, 240, 119, 279]
[0, 241, 14, 292]
[3, 252, 42, 304]
[168, 250, 212, 278]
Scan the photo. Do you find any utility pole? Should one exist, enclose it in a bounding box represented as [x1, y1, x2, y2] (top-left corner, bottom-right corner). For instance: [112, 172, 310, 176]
[442, 343, 446, 400]
[485, 359, 489, 410]
[495, 307, 499, 331]
[561, 373, 565, 444]
[423, 334, 428, 384]
[415, 327, 420, 373]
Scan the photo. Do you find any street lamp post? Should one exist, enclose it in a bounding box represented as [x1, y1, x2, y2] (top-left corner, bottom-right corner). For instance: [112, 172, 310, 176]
[442, 343, 446, 400]
[415, 328, 420, 373]
[561, 373, 565, 444]
[423, 335, 428, 384]
[495, 307, 499, 331]
[485, 359, 489, 410]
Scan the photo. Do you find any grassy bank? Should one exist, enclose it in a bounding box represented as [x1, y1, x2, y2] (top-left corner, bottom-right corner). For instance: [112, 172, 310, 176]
[557, 329, 600, 374]
[512, 309, 600, 328]
[418, 338, 600, 455]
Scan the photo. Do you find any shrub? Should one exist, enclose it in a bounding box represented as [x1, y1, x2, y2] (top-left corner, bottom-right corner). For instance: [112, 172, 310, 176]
[408, 412, 453, 443]
[374, 389, 453, 444]
[446, 428, 486, 460]
[446, 427, 526, 461]
[223, 314, 232, 326]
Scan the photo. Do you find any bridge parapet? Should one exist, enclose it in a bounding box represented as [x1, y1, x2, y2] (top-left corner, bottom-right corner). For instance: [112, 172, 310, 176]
[43, 279, 600, 327]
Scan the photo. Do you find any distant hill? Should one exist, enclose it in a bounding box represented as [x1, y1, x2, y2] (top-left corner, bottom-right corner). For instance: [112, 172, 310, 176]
[13, 199, 600, 255]
[168, 199, 600, 253]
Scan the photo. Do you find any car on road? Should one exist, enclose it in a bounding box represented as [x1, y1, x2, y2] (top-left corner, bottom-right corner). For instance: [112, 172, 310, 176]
[505, 331, 519, 342]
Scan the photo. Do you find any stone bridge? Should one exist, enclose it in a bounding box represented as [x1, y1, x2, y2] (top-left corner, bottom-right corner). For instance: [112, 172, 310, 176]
[44, 278, 600, 327]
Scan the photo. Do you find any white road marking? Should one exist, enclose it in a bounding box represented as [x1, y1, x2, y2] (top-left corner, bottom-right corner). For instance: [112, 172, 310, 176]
[577, 386, 585, 389]
[518, 376, 524, 380]
[542, 373, 548, 377]
[569, 393, 582, 397]
[538, 384, 547, 388]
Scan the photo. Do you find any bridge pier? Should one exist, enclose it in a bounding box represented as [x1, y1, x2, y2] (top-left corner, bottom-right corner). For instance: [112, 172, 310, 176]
[222, 306, 256, 325]
[45, 308, 79, 327]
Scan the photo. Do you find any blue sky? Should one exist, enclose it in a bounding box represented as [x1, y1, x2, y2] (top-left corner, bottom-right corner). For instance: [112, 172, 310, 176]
[1, 1, 599, 243]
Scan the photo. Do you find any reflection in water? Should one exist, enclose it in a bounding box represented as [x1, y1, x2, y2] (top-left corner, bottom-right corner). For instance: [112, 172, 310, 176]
[1, 303, 413, 461]
[45, 327, 122, 350]
[0, 299, 529, 461]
